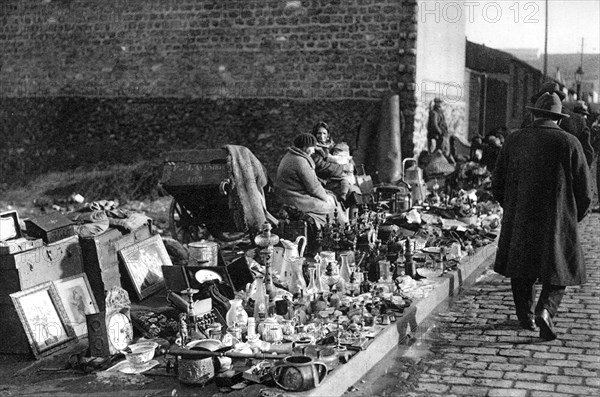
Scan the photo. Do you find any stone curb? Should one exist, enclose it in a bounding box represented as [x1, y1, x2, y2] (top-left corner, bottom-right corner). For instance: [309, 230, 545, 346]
[297, 242, 498, 397]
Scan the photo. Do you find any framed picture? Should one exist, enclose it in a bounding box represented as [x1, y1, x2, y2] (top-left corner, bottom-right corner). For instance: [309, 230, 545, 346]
[10, 282, 77, 358]
[119, 234, 173, 301]
[53, 274, 99, 338]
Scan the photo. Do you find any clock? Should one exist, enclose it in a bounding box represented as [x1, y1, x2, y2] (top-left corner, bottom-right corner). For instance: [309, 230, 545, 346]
[195, 269, 224, 284]
[87, 310, 133, 357]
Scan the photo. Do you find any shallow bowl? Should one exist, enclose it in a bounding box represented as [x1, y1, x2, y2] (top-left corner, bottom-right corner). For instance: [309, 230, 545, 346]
[122, 342, 158, 365]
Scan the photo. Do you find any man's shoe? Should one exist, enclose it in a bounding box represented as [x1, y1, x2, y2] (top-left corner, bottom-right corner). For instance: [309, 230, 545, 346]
[535, 309, 557, 341]
[519, 318, 537, 331]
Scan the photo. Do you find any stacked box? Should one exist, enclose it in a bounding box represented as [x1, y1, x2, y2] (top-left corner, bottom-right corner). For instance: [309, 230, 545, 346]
[0, 235, 83, 354]
[79, 222, 153, 311]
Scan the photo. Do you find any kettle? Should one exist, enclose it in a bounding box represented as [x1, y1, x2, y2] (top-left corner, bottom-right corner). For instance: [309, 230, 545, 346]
[280, 236, 307, 285]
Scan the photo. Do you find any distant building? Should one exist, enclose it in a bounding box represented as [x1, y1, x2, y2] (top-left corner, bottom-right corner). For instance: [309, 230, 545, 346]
[465, 41, 565, 137]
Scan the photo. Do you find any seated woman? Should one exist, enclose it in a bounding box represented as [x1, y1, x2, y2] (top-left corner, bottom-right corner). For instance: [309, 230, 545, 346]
[310, 121, 362, 207]
[274, 133, 347, 228]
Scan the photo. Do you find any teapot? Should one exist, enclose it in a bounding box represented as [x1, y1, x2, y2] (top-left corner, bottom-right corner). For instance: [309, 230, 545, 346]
[271, 355, 327, 392]
[280, 236, 307, 284]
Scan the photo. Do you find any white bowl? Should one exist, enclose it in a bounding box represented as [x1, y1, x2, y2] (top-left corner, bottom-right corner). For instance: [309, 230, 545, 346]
[122, 342, 158, 365]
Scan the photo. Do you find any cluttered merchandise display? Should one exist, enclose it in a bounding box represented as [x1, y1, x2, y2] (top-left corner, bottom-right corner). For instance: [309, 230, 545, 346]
[0, 175, 500, 392]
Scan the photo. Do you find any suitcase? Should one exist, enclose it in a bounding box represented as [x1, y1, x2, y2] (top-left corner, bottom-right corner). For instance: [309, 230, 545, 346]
[25, 212, 76, 244]
[0, 235, 83, 355]
[79, 222, 153, 311]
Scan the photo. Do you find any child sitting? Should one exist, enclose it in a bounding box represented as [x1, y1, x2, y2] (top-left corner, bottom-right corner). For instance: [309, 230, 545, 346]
[326, 142, 357, 201]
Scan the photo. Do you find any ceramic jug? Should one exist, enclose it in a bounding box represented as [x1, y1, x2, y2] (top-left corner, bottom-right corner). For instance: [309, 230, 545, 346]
[225, 299, 248, 329]
[271, 355, 327, 392]
[280, 236, 307, 285]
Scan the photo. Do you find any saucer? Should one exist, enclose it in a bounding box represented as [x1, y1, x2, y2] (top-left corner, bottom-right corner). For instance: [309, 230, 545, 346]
[106, 359, 159, 374]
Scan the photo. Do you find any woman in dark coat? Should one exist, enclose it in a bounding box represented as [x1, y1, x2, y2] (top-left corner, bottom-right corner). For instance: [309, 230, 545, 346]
[274, 133, 347, 228]
[492, 93, 592, 340]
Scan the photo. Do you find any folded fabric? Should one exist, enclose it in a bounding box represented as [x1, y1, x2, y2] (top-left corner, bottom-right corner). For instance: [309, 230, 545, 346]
[85, 200, 121, 211]
[108, 212, 151, 232]
[66, 210, 110, 237]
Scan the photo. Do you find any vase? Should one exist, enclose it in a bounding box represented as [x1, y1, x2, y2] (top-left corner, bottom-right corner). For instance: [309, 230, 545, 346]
[225, 298, 248, 329]
[305, 266, 319, 297]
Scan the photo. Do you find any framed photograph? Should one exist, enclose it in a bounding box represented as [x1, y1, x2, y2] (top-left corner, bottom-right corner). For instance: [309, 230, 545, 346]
[119, 234, 173, 300]
[10, 282, 77, 358]
[53, 274, 99, 338]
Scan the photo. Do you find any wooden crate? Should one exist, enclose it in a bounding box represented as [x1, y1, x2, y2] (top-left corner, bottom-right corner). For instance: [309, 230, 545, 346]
[0, 235, 83, 355]
[79, 222, 153, 310]
[0, 297, 32, 355]
[0, 235, 83, 296]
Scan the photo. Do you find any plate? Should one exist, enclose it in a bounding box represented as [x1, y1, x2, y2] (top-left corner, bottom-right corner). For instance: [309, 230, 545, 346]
[106, 359, 160, 374]
[422, 247, 441, 254]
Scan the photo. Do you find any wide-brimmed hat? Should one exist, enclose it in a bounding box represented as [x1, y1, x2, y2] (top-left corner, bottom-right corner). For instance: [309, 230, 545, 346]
[293, 133, 317, 148]
[530, 81, 566, 103]
[573, 100, 590, 116]
[526, 92, 570, 119]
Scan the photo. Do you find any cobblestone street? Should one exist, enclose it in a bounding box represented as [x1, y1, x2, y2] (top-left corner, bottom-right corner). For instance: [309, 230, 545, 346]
[347, 213, 600, 397]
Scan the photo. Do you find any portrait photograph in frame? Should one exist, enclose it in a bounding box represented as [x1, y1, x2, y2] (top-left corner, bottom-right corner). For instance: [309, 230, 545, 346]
[10, 282, 77, 359]
[119, 234, 173, 301]
[53, 273, 99, 338]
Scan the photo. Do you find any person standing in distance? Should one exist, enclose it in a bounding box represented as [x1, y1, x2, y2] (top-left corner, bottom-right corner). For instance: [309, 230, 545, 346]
[427, 98, 450, 156]
[526, 82, 594, 168]
[493, 93, 592, 340]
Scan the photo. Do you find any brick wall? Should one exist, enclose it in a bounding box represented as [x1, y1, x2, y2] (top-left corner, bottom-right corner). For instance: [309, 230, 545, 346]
[0, 0, 419, 182]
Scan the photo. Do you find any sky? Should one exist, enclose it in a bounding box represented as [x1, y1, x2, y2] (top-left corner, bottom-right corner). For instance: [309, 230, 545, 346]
[463, 0, 600, 54]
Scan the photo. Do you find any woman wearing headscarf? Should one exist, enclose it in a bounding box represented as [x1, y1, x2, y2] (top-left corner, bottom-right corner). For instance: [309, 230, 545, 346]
[274, 133, 347, 228]
[310, 121, 362, 207]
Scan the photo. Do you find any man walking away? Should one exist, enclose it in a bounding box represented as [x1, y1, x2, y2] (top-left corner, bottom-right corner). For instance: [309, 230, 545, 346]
[492, 93, 592, 340]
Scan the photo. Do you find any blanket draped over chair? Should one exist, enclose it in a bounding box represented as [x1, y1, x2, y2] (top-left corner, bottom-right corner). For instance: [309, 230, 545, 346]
[224, 145, 278, 234]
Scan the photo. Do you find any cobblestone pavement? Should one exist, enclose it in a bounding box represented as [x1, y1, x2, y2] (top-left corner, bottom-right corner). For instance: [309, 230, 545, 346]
[346, 213, 600, 397]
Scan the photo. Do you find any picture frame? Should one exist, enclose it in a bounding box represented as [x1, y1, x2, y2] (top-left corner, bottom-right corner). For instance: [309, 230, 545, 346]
[10, 282, 77, 359]
[119, 234, 173, 301]
[53, 273, 99, 338]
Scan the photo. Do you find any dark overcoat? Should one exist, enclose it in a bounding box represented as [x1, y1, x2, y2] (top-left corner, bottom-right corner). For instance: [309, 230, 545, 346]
[274, 147, 341, 227]
[492, 119, 592, 286]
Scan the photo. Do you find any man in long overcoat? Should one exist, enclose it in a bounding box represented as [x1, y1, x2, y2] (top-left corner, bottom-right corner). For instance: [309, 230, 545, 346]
[493, 92, 592, 340]
[526, 82, 594, 168]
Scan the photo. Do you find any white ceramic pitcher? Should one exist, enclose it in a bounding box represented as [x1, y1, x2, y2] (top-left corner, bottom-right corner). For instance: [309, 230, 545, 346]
[280, 236, 307, 285]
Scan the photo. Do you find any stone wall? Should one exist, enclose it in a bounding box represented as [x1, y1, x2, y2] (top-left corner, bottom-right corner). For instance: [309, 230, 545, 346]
[0, 0, 420, 182]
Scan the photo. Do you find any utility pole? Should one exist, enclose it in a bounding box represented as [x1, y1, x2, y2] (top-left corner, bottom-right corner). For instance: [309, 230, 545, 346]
[543, 0, 548, 79]
[575, 38, 584, 100]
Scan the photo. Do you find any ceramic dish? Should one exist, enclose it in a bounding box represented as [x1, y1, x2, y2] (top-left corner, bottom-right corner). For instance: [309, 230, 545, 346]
[106, 359, 159, 374]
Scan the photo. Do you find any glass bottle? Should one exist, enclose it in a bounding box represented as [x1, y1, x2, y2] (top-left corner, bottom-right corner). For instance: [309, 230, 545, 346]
[339, 253, 352, 284]
[306, 265, 319, 297]
[253, 275, 268, 322]
[360, 271, 371, 294]
[314, 260, 325, 293]
[329, 285, 341, 309]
